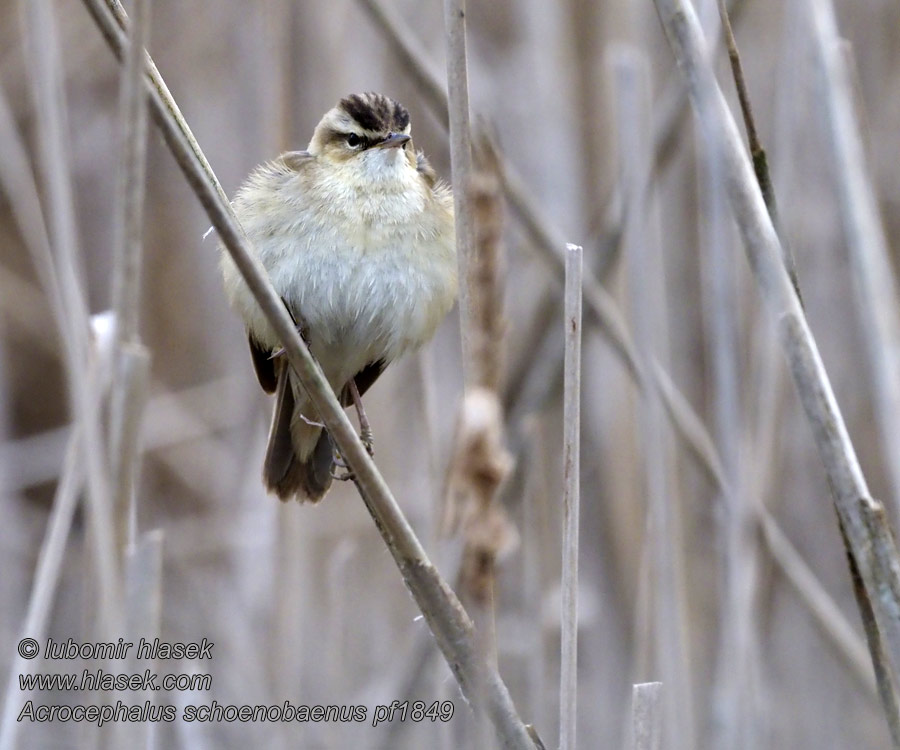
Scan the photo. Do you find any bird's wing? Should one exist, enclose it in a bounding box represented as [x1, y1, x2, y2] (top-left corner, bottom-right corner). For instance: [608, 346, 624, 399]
[415, 150, 437, 188]
[248, 334, 278, 394]
[247, 295, 308, 395]
[279, 150, 313, 171]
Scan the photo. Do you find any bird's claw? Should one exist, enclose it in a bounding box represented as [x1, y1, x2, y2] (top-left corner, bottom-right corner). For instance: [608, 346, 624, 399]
[331, 469, 355, 482]
[330, 428, 374, 480]
[361, 427, 375, 457]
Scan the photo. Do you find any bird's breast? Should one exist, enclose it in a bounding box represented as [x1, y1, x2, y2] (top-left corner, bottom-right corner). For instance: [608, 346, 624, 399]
[230, 205, 455, 389]
[289, 222, 454, 378]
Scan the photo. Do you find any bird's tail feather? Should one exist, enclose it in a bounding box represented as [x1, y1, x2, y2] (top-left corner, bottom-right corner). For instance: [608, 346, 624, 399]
[263, 363, 334, 502]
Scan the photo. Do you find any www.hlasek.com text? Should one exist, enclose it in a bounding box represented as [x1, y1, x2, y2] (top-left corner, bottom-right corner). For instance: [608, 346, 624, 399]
[19, 668, 211, 693]
[18, 700, 455, 727]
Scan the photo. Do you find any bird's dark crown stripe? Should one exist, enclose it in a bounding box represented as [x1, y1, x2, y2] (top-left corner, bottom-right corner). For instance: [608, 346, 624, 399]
[339, 93, 409, 134]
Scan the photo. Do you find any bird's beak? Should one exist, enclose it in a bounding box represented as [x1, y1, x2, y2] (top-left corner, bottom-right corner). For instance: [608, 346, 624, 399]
[375, 133, 411, 149]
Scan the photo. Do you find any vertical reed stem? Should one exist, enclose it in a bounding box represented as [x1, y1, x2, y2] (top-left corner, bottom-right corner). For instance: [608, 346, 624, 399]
[560, 243, 583, 750]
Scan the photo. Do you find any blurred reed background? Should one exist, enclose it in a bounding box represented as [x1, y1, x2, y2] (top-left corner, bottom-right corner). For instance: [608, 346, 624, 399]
[2, 0, 900, 747]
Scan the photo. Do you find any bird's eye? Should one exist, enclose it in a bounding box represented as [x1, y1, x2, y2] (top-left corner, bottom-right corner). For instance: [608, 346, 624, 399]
[346, 133, 362, 148]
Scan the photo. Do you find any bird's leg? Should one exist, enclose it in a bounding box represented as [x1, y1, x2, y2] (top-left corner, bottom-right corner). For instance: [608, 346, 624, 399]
[348, 378, 375, 456]
[330, 379, 374, 482]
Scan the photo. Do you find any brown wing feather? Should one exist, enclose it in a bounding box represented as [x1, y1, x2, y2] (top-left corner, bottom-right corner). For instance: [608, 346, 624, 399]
[249, 335, 278, 393]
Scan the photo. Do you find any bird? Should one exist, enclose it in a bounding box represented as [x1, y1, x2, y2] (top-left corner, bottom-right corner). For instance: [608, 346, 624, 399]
[220, 92, 457, 502]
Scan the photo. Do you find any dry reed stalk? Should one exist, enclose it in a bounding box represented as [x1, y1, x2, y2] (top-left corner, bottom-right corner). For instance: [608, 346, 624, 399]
[806, 0, 900, 522]
[441, 135, 516, 749]
[469, 137, 506, 394]
[376, 354, 454, 750]
[110, 0, 149, 348]
[696, 15, 761, 743]
[631, 682, 663, 750]
[376, 634, 440, 750]
[698, 125, 752, 749]
[108, 0, 152, 553]
[631, 542, 655, 705]
[326, 540, 356, 707]
[416, 347, 441, 539]
[716, 0, 801, 301]
[559, 244, 582, 750]
[442, 387, 516, 745]
[271, 506, 307, 715]
[838, 518, 900, 746]
[652, 0, 900, 739]
[443, 137, 515, 611]
[107, 344, 150, 547]
[124, 530, 164, 641]
[613, 47, 695, 750]
[520, 417, 550, 737]
[81, 1, 541, 746]
[442, 0, 476, 381]
[124, 529, 164, 750]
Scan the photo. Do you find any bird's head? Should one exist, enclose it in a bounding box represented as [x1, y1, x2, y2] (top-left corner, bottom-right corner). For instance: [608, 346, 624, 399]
[308, 92, 418, 179]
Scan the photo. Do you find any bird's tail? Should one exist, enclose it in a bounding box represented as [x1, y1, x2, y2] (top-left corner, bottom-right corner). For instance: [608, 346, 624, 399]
[263, 362, 334, 502]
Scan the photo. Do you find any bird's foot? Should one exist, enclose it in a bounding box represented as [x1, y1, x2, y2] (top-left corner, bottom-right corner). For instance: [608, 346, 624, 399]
[347, 378, 375, 457]
[329, 427, 373, 481]
[330, 451, 355, 482]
